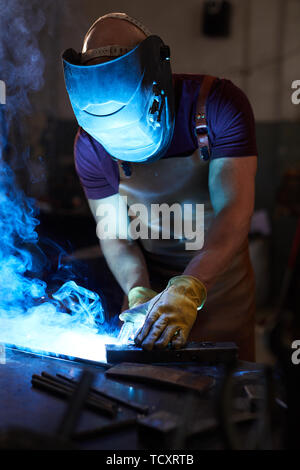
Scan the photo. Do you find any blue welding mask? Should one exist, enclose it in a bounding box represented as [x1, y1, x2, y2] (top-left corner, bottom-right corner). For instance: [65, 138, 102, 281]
[62, 35, 175, 163]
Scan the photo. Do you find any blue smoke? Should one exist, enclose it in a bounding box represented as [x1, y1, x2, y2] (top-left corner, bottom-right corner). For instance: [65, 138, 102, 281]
[0, 1, 118, 362]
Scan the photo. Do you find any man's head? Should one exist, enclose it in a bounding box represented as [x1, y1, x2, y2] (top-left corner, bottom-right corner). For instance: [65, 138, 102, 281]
[82, 13, 150, 65]
[62, 13, 175, 163]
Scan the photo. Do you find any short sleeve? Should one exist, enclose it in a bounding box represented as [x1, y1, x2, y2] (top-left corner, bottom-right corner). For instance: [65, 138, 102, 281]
[74, 128, 119, 200]
[207, 79, 258, 159]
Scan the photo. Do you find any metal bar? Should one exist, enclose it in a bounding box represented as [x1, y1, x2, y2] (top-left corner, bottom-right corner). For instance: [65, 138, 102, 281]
[106, 341, 238, 364]
[4, 343, 113, 369]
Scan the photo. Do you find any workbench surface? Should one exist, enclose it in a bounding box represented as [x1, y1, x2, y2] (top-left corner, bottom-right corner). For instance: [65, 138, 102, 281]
[0, 346, 266, 450]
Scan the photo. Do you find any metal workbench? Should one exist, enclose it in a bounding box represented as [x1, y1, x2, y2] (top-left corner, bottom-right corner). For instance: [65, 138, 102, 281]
[0, 346, 270, 450]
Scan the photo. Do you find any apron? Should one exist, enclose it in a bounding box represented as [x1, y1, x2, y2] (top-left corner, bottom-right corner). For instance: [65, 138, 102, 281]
[118, 148, 256, 362]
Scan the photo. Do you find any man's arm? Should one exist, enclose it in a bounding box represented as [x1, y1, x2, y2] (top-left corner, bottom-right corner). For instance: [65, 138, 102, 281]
[88, 194, 151, 294]
[184, 155, 257, 289]
[134, 155, 257, 351]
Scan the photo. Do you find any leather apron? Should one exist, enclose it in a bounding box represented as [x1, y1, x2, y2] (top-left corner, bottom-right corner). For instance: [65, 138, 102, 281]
[118, 147, 256, 362]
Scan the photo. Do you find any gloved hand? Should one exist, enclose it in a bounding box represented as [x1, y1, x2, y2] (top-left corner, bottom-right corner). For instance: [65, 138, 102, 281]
[134, 275, 207, 351]
[118, 286, 158, 344]
[128, 286, 158, 309]
[119, 286, 158, 324]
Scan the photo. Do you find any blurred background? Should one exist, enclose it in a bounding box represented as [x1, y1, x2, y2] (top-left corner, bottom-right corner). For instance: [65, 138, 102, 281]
[9, 0, 300, 360]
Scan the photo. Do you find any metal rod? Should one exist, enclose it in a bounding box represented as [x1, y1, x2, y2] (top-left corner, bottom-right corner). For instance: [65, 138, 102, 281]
[56, 373, 150, 415]
[31, 375, 117, 417]
[41, 371, 116, 410]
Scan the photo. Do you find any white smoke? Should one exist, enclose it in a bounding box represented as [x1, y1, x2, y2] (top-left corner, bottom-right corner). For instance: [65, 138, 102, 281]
[0, 0, 118, 363]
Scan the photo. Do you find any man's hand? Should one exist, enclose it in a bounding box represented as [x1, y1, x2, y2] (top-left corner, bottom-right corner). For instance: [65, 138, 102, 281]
[119, 286, 157, 322]
[118, 286, 157, 342]
[127, 286, 158, 310]
[134, 275, 207, 351]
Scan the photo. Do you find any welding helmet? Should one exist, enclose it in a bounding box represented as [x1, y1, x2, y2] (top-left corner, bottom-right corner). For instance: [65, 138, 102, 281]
[62, 14, 175, 163]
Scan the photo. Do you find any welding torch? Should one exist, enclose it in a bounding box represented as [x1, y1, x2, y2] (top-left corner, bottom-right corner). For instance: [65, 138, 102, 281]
[117, 299, 181, 347]
[117, 300, 152, 345]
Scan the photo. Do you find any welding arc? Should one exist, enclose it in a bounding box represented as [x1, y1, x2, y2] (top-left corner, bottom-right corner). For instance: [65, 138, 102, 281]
[31, 373, 117, 417]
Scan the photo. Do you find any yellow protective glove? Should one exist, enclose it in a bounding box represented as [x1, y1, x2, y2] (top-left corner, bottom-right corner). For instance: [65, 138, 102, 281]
[118, 287, 158, 344]
[119, 286, 158, 324]
[128, 286, 158, 309]
[134, 275, 207, 351]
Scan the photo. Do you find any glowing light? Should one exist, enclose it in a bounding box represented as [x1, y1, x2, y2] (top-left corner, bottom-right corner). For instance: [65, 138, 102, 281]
[0, 159, 118, 359]
[0, 147, 118, 364]
[0, 2, 119, 363]
[0, 317, 118, 363]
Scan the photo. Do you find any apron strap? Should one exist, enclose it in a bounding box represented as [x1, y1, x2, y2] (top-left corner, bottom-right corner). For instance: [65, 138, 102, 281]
[195, 75, 217, 161]
[117, 74, 217, 177]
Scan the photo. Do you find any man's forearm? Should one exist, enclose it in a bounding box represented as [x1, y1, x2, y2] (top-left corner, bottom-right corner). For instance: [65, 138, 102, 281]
[183, 207, 251, 291]
[100, 238, 151, 294]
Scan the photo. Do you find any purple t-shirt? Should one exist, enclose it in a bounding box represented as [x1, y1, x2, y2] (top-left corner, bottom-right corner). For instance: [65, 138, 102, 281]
[74, 74, 257, 200]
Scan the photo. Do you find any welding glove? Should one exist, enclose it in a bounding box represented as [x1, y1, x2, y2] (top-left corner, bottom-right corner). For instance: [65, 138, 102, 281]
[118, 287, 158, 344]
[119, 286, 158, 324]
[134, 275, 207, 351]
[128, 286, 158, 310]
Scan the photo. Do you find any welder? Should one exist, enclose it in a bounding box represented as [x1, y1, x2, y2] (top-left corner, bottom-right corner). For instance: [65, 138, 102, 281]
[62, 12, 257, 361]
